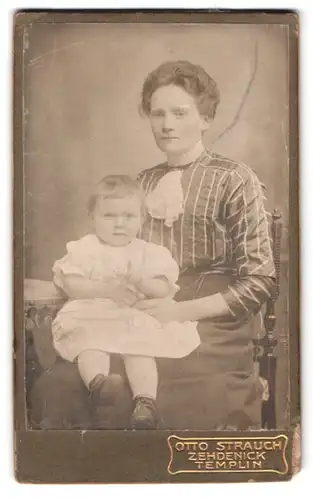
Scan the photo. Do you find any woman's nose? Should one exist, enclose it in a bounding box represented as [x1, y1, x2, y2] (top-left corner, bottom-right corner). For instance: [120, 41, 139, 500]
[162, 113, 175, 132]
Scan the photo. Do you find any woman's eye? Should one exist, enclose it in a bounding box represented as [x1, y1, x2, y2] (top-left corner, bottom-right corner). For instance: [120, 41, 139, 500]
[173, 110, 186, 117]
[150, 110, 164, 118]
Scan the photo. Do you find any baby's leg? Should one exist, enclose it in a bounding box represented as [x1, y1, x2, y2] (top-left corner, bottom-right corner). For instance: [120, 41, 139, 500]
[124, 355, 158, 399]
[77, 350, 110, 389]
[77, 350, 123, 429]
[124, 355, 158, 429]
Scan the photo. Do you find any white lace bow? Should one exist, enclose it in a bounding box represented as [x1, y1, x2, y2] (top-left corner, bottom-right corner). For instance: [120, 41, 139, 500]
[145, 169, 184, 227]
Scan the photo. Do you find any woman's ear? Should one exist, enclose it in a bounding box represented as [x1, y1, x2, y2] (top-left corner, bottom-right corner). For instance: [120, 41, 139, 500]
[201, 115, 212, 132]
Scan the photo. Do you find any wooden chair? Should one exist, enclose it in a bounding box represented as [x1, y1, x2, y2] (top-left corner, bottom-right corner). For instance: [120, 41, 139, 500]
[24, 209, 283, 429]
[252, 208, 283, 429]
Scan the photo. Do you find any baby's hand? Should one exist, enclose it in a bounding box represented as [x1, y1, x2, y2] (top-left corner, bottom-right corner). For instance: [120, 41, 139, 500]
[110, 282, 139, 307]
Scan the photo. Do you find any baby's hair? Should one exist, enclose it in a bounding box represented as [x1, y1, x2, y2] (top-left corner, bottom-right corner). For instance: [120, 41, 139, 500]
[87, 174, 144, 215]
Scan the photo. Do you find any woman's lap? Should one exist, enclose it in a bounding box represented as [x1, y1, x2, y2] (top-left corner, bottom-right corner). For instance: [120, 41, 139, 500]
[155, 273, 262, 430]
[157, 358, 262, 430]
[30, 273, 262, 430]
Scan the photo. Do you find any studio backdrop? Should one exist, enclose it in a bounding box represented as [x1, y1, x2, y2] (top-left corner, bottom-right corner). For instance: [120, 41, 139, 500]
[23, 22, 290, 427]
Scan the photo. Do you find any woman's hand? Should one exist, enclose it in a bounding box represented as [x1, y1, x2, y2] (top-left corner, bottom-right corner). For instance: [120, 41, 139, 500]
[135, 297, 192, 323]
[135, 293, 232, 322]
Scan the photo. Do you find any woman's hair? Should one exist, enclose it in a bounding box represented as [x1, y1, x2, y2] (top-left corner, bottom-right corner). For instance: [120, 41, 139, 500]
[141, 60, 220, 119]
[87, 175, 144, 214]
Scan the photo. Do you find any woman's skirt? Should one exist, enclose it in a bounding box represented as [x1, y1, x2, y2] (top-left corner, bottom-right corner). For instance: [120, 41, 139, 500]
[156, 272, 263, 430]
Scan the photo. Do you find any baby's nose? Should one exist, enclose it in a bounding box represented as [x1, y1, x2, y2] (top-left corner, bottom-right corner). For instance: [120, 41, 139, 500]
[115, 216, 125, 227]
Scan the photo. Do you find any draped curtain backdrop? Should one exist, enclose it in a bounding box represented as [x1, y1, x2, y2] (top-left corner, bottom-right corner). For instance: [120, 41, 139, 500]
[23, 22, 290, 427]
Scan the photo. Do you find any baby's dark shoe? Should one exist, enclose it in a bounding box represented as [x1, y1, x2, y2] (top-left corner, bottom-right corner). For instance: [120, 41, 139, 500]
[90, 373, 124, 429]
[89, 373, 123, 405]
[131, 396, 159, 430]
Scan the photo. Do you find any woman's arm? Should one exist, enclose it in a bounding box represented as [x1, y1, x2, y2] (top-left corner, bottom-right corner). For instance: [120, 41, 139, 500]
[221, 166, 275, 317]
[135, 292, 230, 322]
[182, 168, 275, 321]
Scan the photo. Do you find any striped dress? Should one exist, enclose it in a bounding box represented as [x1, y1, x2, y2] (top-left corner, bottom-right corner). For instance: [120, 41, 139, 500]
[138, 149, 275, 318]
[137, 149, 276, 429]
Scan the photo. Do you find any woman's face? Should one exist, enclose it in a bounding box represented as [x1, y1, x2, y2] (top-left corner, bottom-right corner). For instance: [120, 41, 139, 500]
[148, 84, 210, 156]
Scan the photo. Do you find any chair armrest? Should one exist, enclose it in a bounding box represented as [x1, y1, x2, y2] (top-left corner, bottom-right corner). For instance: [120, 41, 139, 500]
[24, 279, 66, 370]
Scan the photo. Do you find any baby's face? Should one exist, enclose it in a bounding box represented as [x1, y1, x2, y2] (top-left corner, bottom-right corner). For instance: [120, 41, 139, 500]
[92, 195, 142, 246]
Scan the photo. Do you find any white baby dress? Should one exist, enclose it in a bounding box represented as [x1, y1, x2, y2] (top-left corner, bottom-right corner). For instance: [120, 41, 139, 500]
[51, 235, 200, 362]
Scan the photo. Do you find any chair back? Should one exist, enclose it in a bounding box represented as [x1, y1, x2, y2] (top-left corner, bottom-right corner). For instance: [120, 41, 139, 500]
[253, 208, 283, 428]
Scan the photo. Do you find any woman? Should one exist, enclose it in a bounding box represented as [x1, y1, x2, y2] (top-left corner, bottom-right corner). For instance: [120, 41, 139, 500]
[30, 60, 275, 431]
[133, 60, 275, 430]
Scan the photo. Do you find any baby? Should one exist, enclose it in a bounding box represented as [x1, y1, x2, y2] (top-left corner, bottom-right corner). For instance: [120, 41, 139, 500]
[51, 175, 200, 429]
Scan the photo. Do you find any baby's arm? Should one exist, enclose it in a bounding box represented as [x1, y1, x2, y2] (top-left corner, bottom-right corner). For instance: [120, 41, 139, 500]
[135, 276, 173, 299]
[134, 243, 180, 299]
[61, 274, 138, 305]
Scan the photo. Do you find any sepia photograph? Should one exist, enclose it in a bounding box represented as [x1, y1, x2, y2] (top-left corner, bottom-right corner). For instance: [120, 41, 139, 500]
[21, 17, 291, 433]
[13, 11, 299, 483]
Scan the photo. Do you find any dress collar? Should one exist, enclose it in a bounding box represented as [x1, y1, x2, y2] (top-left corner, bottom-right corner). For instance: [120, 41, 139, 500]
[165, 148, 209, 171]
